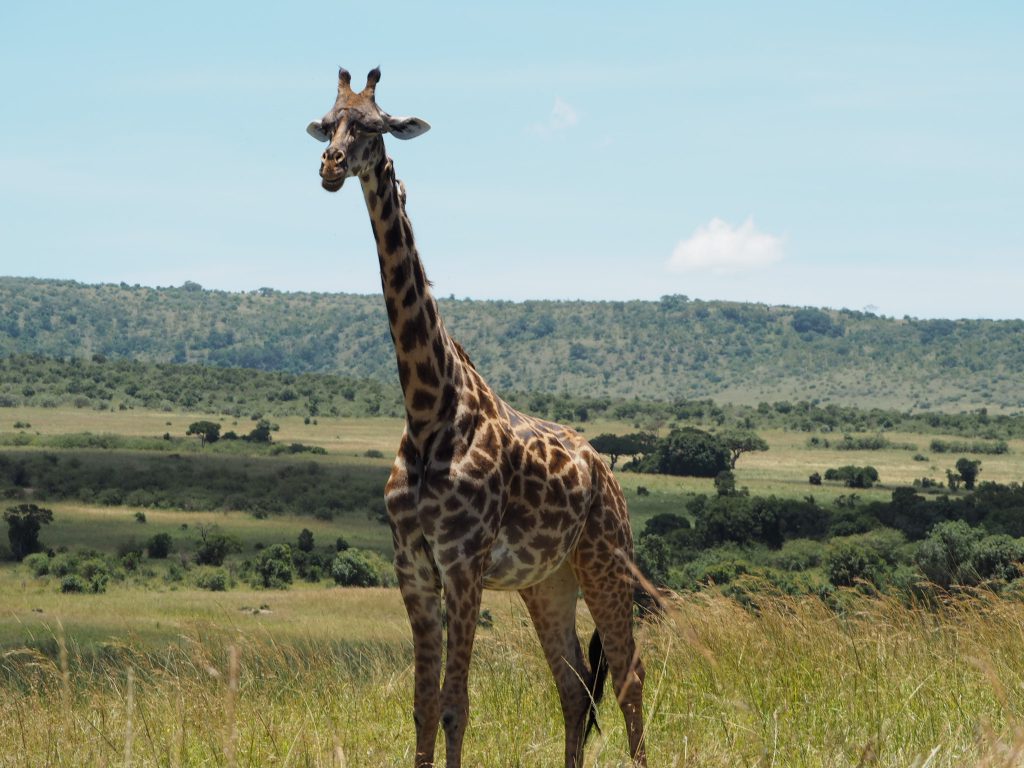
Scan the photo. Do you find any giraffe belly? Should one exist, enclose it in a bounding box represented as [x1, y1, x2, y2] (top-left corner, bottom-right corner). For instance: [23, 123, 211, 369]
[482, 523, 582, 590]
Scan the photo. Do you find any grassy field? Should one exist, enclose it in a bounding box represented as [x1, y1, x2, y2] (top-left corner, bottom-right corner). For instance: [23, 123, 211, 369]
[5, 588, 1024, 766]
[4, 407, 1024, 766]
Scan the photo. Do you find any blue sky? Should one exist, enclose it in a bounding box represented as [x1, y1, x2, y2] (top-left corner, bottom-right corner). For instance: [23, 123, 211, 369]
[1, 1, 1021, 319]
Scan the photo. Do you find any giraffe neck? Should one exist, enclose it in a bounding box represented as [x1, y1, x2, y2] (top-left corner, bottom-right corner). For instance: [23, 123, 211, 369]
[360, 149, 462, 444]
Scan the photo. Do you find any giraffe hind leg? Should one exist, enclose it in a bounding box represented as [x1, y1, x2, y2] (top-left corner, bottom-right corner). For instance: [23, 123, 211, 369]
[520, 561, 598, 768]
[573, 497, 647, 765]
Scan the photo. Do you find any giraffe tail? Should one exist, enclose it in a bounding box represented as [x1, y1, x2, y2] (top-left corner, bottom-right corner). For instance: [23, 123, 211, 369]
[583, 629, 609, 743]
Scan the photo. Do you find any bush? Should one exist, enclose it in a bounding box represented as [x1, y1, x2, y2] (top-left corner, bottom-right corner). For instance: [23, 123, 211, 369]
[331, 549, 386, 587]
[914, 520, 985, 588]
[825, 541, 884, 588]
[823, 465, 879, 488]
[60, 574, 88, 593]
[49, 552, 79, 577]
[930, 439, 1008, 455]
[146, 533, 173, 559]
[23, 551, 50, 576]
[771, 539, 825, 572]
[970, 535, 1024, 583]
[78, 557, 110, 593]
[194, 567, 229, 591]
[195, 531, 242, 566]
[120, 550, 142, 571]
[634, 535, 671, 585]
[254, 544, 293, 589]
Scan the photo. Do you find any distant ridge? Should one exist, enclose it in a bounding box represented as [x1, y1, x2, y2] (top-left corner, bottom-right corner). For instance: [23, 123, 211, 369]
[2, 276, 1022, 411]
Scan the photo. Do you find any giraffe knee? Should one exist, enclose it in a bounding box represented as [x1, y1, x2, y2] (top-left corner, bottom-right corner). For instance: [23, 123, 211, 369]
[441, 708, 464, 739]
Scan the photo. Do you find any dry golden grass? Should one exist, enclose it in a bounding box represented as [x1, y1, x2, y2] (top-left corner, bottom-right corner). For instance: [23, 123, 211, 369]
[5, 407, 408, 456]
[5, 588, 1024, 767]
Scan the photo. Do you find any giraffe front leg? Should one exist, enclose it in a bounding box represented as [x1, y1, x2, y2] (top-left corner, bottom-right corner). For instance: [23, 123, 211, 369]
[394, 539, 443, 767]
[438, 563, 484, 768]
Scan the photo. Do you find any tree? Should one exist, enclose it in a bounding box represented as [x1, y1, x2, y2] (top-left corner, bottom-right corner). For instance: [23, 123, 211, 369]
[146, 532, 174, 559]
[955, 458, 982, 490]
[4, 504, 53, 560]
[589, 432, 658, 470]
[718, 429, 769, 469]
[245, 420, 273, 444]
[254, 544, 293, 589]
[297, 528, 315, 553]
[632, 428, 730, 478]
[186, 420, 221, 447]
[194, 525, 241, 566]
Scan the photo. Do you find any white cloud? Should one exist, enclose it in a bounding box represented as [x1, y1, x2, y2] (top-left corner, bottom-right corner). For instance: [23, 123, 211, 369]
[530, 97, 578, 135]
[668, 217, 784, 274]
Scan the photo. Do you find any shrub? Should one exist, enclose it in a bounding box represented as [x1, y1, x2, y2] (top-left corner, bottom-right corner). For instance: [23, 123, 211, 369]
[969, 535, 1024, 583]
[634, 535, 671, 585]
[254, 544, 293, 589]
[641, 513, 690, 538]
[194, 567, 229, 591]
[825, 541, 884, 588]
[23, 552, 50, 576]
[120, 551, 142, 572]
[49, 552, 79, 577]
[134, 511, 147, 523]
[823, 465, 879, 488]
[79, 557, 111, 593]
[60, 574, 88, 593]
[331, 549, 385, 587]
[930, 439, 1008, 455]
[914, 520, 985, 587]
[771, 539, 825, 572]
[146, 533, 173, 559]
[195, 531, 242, 566]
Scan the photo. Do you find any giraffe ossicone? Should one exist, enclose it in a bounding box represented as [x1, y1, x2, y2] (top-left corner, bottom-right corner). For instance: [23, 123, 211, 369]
[308, 66, 647, 768]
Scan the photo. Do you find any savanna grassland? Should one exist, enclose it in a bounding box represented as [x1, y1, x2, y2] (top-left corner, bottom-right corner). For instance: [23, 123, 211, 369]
[4, 399, 1024, 767]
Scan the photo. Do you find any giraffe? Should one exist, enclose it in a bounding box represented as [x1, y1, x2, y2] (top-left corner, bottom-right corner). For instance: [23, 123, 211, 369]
[307, 67, 647, 768]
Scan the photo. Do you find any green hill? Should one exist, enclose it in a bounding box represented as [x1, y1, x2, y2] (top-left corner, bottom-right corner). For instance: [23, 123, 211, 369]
[2, 276, 1022, 411]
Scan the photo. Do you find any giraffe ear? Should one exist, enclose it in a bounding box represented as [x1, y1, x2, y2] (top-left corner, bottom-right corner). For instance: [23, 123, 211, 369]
[306, 121, 330, 142]
[385, 115, 430, 140]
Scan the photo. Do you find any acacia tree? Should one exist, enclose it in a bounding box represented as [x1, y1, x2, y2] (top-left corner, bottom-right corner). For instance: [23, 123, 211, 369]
[186, 420, 221, 447]
[589, 432, 658, 470]
[719, 429, 769, 469]
[4, 504, 54, 560]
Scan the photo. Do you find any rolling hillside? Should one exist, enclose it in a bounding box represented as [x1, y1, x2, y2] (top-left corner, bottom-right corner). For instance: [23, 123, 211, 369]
[2, 277, 1022, 410]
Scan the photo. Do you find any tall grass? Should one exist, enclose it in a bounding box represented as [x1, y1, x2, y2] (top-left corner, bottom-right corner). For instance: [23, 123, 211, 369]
[4, 589, 1024, 766]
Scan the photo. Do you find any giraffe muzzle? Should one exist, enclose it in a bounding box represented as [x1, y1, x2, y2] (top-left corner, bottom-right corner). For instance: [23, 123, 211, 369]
[320, 149, 348, 192]
[321, 173, 345, 192]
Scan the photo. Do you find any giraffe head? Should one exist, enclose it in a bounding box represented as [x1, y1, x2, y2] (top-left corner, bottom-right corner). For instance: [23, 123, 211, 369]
[307, 67, 430, 192]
